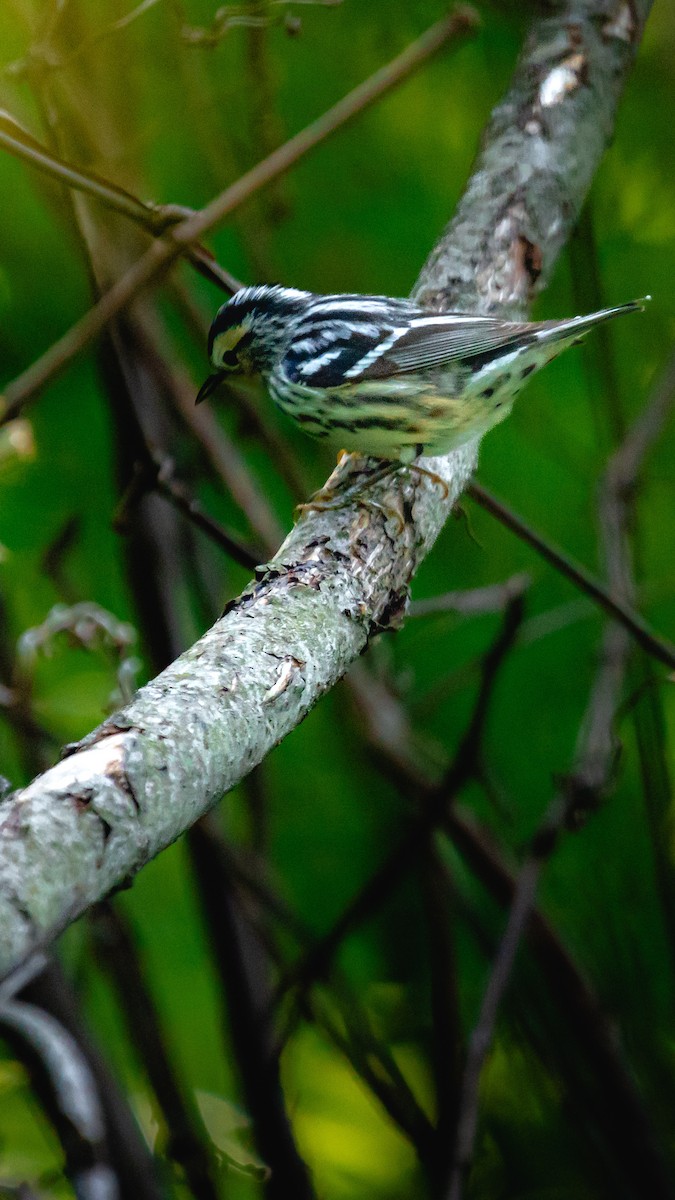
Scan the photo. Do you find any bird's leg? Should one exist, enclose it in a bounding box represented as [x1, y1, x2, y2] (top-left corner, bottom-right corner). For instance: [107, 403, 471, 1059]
[406, 463, 449, 499]
[295, 458, 399, 517]
[294, 454, 449, 522]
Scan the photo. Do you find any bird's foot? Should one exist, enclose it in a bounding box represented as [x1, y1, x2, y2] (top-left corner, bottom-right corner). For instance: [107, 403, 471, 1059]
[295, 459, 399, 516]
[406, 463, 449, 500]
[294, 457, 449, 523]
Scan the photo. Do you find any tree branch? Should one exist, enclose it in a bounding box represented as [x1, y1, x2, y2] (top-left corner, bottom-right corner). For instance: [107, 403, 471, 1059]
[0, 1, 653, 980]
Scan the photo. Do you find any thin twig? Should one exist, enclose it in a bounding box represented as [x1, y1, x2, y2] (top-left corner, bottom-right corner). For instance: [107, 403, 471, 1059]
[408, 572, 530, 618]
[182, 0, 343, 47]
[0, 7, 478, 426]
[179, 398, 286, 552]
[107, 387, 262, 570]
[153, 460, 263, 569]
[0, 113, 242, 294]
[467, 480, 675, 671]
[21, 0, 166, 71]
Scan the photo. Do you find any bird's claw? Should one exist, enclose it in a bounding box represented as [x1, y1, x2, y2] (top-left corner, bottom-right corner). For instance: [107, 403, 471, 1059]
[293, 460, 449, 524]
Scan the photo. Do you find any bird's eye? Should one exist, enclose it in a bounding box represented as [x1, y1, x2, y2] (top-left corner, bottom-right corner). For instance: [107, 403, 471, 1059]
[221, 349, 239, 370]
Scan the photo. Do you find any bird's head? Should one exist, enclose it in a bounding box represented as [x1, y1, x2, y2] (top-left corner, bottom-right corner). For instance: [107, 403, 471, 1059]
[196, 284, 312, 403]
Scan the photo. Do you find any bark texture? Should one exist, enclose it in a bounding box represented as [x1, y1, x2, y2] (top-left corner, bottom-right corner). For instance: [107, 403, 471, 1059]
[0, 0, 652, 979]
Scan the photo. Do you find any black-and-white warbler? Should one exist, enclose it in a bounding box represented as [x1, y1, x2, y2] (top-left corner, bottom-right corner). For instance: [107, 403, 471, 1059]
[197, 285, 647, 463]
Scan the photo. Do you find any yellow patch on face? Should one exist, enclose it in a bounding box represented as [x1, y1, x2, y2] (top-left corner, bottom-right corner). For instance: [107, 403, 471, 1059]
[212, 316, 253, 368]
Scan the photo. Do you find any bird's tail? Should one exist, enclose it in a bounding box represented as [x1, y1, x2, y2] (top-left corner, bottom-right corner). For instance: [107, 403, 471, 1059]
[534, 297, 650, 346]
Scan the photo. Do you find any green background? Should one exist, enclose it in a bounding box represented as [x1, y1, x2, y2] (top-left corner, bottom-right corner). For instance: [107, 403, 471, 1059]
[0, 1, 673, 1197]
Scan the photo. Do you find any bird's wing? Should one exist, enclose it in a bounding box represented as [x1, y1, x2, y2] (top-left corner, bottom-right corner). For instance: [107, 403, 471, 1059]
[281, 303, 643, 388]
[281, 313, 538, 389]
[347, 315, 537, 381]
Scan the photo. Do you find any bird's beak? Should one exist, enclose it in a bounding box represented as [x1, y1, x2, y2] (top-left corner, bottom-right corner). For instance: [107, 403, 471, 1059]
[196, 371, 225, 405]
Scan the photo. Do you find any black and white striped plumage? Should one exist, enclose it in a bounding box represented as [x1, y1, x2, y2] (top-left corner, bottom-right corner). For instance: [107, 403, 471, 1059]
[197, 285, 646, 462]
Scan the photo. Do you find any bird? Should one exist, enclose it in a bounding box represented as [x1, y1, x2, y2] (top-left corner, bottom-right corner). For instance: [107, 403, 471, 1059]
[197, 285, 648, 466]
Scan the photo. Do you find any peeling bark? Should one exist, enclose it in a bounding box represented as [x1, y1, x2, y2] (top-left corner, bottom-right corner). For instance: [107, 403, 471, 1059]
[0, 0, 652, 980]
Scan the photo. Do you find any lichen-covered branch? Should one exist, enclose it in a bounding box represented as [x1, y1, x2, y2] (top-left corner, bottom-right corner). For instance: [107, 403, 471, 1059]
[0, 0, 652, 980]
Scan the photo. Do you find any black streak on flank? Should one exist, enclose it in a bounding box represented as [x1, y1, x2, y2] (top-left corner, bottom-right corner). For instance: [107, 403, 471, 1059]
[521, 363, 537, 379]
[328, 416, 411, 433]
[295, 413, 325, 426]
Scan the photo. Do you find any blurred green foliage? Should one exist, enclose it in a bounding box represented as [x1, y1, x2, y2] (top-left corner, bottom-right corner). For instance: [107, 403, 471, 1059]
[0, 1, 674, 1197]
